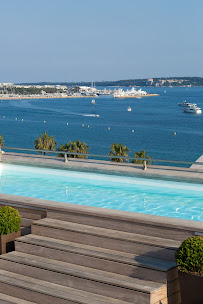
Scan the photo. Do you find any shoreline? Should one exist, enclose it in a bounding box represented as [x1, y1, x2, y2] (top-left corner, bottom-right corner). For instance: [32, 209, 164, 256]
[0, 95, 98, 100]
[0, 93, 159, 101]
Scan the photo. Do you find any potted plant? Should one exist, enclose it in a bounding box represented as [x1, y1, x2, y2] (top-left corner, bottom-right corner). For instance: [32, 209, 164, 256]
[175, 235, 203, 304]
[0, 206, 21, 254]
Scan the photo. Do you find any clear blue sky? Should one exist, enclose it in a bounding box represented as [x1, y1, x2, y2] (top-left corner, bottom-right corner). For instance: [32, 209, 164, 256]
[0, 0, 203, 83]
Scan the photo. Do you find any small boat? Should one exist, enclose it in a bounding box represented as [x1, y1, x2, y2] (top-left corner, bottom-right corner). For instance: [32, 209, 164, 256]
[182, 105, 202, 114]
[93, 114, 99, 117]
[91, 99, 96, 104]
[127, 107, 132, 112]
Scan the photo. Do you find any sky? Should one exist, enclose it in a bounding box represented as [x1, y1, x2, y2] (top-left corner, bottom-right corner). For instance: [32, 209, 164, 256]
[0, 0, 203, 83]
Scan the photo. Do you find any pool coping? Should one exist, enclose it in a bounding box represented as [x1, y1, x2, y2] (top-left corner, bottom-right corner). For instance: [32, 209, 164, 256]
[1, 152, 203, 183]
[0, 193, 202, 232]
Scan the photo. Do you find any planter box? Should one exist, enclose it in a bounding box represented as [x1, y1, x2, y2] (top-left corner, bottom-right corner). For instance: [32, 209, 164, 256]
[179, 271, 203, 304]
[0, 231, 21, 254]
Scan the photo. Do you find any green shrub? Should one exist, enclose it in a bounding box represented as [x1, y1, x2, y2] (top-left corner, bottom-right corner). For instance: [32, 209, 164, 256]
[175, 236, 203, 275]
[0, 206, 21, 235]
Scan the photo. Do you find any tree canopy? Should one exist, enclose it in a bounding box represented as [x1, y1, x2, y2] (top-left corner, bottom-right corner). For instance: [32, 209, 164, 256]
[34, 131, 57, 155]
[108, 143, 130, 162]
[58, 140, 89, 158]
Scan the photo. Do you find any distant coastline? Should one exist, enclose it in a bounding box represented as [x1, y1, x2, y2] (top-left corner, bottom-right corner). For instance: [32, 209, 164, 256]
[18, 76, 203, 88]
[0, 93, 159, 101]
[0, 95, 98, 100]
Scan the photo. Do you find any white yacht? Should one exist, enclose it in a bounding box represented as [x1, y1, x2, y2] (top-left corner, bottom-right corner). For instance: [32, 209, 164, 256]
[182, 105, 202, 114]
[178, 100, 192, 106]
[91, 99, 96, 104]
[127, 107, 132, 112]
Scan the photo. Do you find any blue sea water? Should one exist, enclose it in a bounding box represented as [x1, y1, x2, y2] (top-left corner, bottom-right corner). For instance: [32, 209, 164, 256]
[0, 87, 203, 163]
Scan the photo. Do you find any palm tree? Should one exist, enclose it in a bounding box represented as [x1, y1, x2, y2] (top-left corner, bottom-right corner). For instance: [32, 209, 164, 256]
[34, 131, 57, 155]
[58, 140, 90, 158]
[58, 142, 72, 158]
[132, 150, 152, 165]
[108, 143, 130, 162]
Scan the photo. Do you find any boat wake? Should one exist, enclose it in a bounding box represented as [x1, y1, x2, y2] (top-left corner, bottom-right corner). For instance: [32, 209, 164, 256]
[9, 100, 99, 117]
[81, 114, 100, 117]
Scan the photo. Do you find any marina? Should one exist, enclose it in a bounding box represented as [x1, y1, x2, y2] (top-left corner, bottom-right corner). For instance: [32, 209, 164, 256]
[113, 87, 159, 98]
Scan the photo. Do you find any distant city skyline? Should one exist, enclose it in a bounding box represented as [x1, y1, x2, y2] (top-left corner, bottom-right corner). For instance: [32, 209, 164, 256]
[1, 0, 203, 83]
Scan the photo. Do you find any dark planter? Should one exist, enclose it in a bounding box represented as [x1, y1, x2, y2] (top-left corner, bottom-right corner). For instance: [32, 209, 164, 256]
[0, 231, 21, 254]
[179, 271, 203, 304]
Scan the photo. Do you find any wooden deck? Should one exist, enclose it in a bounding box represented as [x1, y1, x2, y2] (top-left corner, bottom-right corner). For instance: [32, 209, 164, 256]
[0, 195, 202, 303]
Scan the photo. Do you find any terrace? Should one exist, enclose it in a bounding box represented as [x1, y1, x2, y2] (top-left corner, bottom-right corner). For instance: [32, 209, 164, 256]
[0, 149, 202, 303]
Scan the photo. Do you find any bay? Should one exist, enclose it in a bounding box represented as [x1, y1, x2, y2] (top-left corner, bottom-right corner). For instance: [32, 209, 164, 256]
[0, 86, 203, 164]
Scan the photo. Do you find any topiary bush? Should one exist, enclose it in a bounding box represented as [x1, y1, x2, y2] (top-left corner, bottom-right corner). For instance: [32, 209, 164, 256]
[175, 236, 203, 276]
[0, 206, 21, 235]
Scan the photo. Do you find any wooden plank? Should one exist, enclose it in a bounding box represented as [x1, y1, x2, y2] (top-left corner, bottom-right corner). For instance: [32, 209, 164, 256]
[0, 202, 46, 218]
[0, 293, 36, 304]
[0, 270, 140, 304]
[154, 291, 181, 304]
[0, 259, 158, 304]
[17, 235, 177, 271]
[16, 235, 178, 283]
[17, 209, 46, 220]
[20, 218, 33, 227]
[0, 252, 165, 293]
[47, 210, 195, 241]
[15, 241, 170, 283]
[32, 224, 177, 261]
[33, 218, 180, 249]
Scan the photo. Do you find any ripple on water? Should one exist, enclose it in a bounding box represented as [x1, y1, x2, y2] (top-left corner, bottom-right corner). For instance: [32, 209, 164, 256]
[1, 163, 203, 221]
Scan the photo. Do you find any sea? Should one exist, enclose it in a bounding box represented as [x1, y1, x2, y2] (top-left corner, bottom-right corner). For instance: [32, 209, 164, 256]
[0, 86, 203, 165]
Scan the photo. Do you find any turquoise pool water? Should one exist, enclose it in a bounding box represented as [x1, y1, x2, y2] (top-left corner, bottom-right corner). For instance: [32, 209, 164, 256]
[0, 163, 202, 221]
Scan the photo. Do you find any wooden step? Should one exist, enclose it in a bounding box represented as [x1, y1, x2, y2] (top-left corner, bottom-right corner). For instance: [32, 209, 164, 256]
[0, 292, 36, 304]
[15, 234, 178, 283]
[47, 205, 200, 241]
[0, 269, 133, 304]
[0, 251, 170, 304]
[32, 218, 180, 261]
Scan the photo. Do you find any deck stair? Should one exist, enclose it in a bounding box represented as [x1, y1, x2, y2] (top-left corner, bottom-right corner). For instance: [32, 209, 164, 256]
[0, 216, 182, 304]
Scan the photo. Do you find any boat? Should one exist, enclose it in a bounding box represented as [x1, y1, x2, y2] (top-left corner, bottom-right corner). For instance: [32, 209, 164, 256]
[91, 99, 96, 104]
[127, 107, 132, 112]
[182, 105, 202, 114]
[93, 114, 99, 117]
[178, 100, 197, 107]
[178, 100, 192, 107]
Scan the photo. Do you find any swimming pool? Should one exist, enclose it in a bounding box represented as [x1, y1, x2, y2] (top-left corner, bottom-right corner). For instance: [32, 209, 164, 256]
[0, 163, 202, 221]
